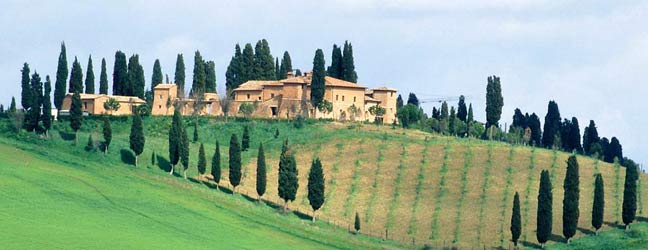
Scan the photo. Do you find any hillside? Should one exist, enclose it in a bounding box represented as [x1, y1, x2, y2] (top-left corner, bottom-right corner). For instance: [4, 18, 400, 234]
[1, 116, 647, 249]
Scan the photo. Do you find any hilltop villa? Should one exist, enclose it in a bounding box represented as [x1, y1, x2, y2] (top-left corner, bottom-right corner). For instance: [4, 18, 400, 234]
[151, 84, 222, 116]
[60, 93, 146, 116]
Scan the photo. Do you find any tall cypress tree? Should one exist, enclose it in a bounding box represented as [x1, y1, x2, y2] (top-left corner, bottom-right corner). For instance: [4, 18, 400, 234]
[583, 120, 600, 156]
[407, 93, 420, 107]
[192, 51, 206, 96]
[152, 59, 163, 89]
[99, 58, 108, 94]
[9, 97, 16, 114]
[113, 51, 127, 96]
[197, 143, 206, 176]
[205, 61, 216, 93]
[485, 75, 504, 128]
[341, 41, 357, 83]
[180, 124, 189, 179]
[69, 57, 84, 94]
[127, 55, 145, 98]
[275, 57, 281, 80]
[542, 101, 561, 149]
[278, 139, 298, 212]
[168, 110, 182, 175]
[229, 133, 242, 193]
[241, 43, 255, 82]
[510, 192, 521, 249]
[563, 155, 580, 244]
[537, 169, 553, 248]
[21, 63, 31, 110]
[310, 49, 326, 108]
[622, 161, 638, 231]
[175, 54, 186, 97]
[308, 157, 325, 222]
[129, 112, 145, 166]
[354, 212, 361, 233]
[42, 76, 52, 136]
[27, 72, 42, 132]
[85, 55, 95, 94]
[193, 120, 199, 143]
[396, 94, 403, 110]
[327, 44, 343, 79]
[281, 51, 293, 77]
[529, 113, 542, 147]
[225, 44, 242, 91]
[103, 116, 112, 154]
[212, 141, 221, 189]
[256, 142, 266, 201]
[54, 42, 68, 111]
[467, 103, 474, 123]
[253, 39, 275, 80]
[70, 91, 83, 144]
[457, 95, 467, 122]
[592, 173, 604, 234]
[241, 125, 250, 151]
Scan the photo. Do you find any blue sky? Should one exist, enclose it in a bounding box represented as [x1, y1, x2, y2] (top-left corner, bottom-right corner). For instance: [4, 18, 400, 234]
[1, 0, 646, 166]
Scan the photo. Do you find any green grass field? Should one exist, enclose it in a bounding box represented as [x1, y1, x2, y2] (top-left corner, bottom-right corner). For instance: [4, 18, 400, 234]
[1, 116, 647, 249]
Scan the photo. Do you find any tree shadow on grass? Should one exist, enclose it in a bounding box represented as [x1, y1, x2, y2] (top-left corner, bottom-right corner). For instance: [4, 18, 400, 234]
[549, 233, 564, 243]
[604, 221, 624, 230]
[156, 155, 170, 172]
[637, 217, 648, 223]
[59, 131, 76, 141]
[520, 241, 541, 249]
[578, 227, 595, 236]
[120, 149, 135, 166]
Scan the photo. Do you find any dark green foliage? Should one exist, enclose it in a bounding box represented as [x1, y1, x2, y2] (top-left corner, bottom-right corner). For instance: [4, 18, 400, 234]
[103, 116, 112, 154]
[9, 97, 16, 114]
[528, 113, 542, 146]
[54, 42, 68, 110]
[99, 58, 108, 94]
[211, 141, 221, 185]
[280, 51, 293, 78]
[193, 120, 199, 143]
[112, 51, 128, 96]
[467, 104, 474, 123]
[592, 173, 604, 232]
[168, 110, 182, 168]
[175, 54, 185, 97]
[354, 212, 361, 232]
[396, 94, 403, 110]
[180, 124, 189, 178]
[341, 41, 357, 83]
[69, 57, 84, 94]
[256, 143, 266, 198]
[327, 44, 343, 79]
[622, 161, 638, 228]
[457, 95, 467, 122]
[42, 76, 52, 133]
[229, 134, 242, 190]
[274, 128, 279, 139]
[84, 56, 95, 94]
[407, 93, 419, 107]
[253, 39, 276, 80]
[510, 108, 526, 131]
[152, 59, 163, 88]
[129, 113, 145, 166]
[242, 126, 250, 151]
[197, 143, 206, 175]
[205, 61, 216, 93]
[225, 44, 243, 91]
[27, 72, 43, 132]
[275, 58, 280, 80]
[278, 139, 298, 208]
[127, 55, 145, 98]
[542, 101, 561, 148]
[510, 192, 521, 247]
[396, 104, 423, 128]
[69, 91, 83, 139]
[605, 137, 623, 164]
[241, 43, 255, 83]
[85, 134, 94, 151]
[192, 51, 206, 95]
[21, 63, 31, 110]
[151, 152, 156, 166]
[583, 120, 600, 156]
[295, 69, 302, 76]
[485, 75, 504, 128]
[560, 117, 582, 153]
[308, 157, 325, 214]
[537, 170, 553, 246]
[563, 155, 580, 241]
[310, 49, 326, 107]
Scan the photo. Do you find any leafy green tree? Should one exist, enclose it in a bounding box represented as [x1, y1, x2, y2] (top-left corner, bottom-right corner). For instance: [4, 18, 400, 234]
[310, 49, 326, 107]
[69, 57, 84, 94]
[212, 141, 221, 189]
[129, 112, 145, 166]
[396, 104, 422, 128]
[563, 155, 580, 244]
[21, 63, 31, 110]
[127, 55, 145, 98]
[42, 76, 52, 136]
[238, 102, 254, 117]
[256, 142, 266, 201]
[152, 59, 163, 89]
[278, 139, 298, 212]
[226, 44, 243, 91]
[537, 169, 553, 248]
[242, 125, 250, 151]
[99, 58, 108, 94]
[622, 161, 638, 231]
[175, 54, 185, 97]
[485, 75, 503, 128]
[542, 101, 561, 149]
[592, 173, 604, 234]
[205, 61, 216, 93]
[197, 143, 206, 176]
[103, 98, 120, 115]
[457, 95, 467, 122]
[327, 44, 343, 78]
[102, 116, 112, 154]
[511, 192, 521, 249]
[341, 41, 357, 83]
[54, 42, 68, 111]
[354, 212, 361, 233]
[192, 51, 206, 95]
[168, 110, 182, 175]
[85, 55, 95, 94]
[308, 157, 325, 222]
[229, 134, 242, 193]
[70, 91, 83, 144]
[396, 94, 403, 110]
[113, 51, 128, 95]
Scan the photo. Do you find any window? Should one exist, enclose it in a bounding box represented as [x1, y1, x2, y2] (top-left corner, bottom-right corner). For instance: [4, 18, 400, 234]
[390, 92, 393, 97]
[258, 96, 261, 101]
[342, 96, 345, 101]
[159, 105, 162, 109]
[247, 94, 250, 100]
[271, 93, 275, 98]
[336, 95, 339, 101]
[353, 96, 356, 102]
[159, 95, 162, 100]
[83, 101, 87, 110]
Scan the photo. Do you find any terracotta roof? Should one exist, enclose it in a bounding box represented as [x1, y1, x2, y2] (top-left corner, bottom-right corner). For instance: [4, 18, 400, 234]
[153, 83, 176, 89]
[364, 96, 380, 103]
[371, 86, 397, 92]
[235, 80, 280, 91]
[235, 76, 374, 91]
[323, 77, 367, 89]
[280, 77, 308, 84]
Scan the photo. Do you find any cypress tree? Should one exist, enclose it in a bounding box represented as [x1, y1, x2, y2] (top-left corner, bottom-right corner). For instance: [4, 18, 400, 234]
[193, 120, 199, 143]
[85, 55, 95, 94]
[113, 51, 127, 96]
[341, 41, 357, 83]
[192, 51, 206, 95]
[99, 58, 108, 94]
[103, 116, 112, 154]
[510, 192, 521, 249]
[175, 54, 185, 97]
[407, 93, 419, 107]
[563, 155, 580, 244]
[542, 101, 561, 149]
[310, 49, 326, 108]
[467, 103, 474, 123]
[69, 57, 84, 94]
[42, 76, 52, 136]
[256, 142, 266, 201]
[225, 44, 243, 91]
[197, 143, 206, 176]
[275, 57, 281, 80]
[485, 75, 504, 128]
[70, 91, 83, 144]
[168, 110, 182, 175]
[129, 112, 145, 166]
[278, 139, 298, 212]
[229, 134, 242, 193]
[537, 169, 553, 248]
[511, 108, 526, 131]
[354, 212, 361, 233]
[54, 42, 68, 111]
[27, 72, 42, 132]
[253, 39, 276, 80]
[20, 63, 31, 110]
[327, 44, 343, 78]
[86, 134, 94, 151]
[529, 113, 542, 147]
[9, 97, 16, 114]
[127, 55, 145, 98]
[592, 173, 604, 234]
[180, 124, 189, 179]
[212, 141, 221, 189]
[583, 120, 600, 156]
[241, 43, 255, 82]
[205, 61, 216, 93]
[152, 59, 163, 88]
[622, 161, 638, 231]
[308, 157, 325, 222]
[457, 95, 467, 122]
[151, 152, 156, 166]
[396, 94, 403, 110]
[606, 137, 623, 164]
[241, 125, 250, 151]
[281, 51, 293, 77]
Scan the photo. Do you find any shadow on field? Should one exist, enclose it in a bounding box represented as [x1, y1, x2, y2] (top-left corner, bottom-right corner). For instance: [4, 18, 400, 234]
[637, 217, 648, 223]
[156, 155, 171, 172]
[521, 241, 541, 249]
[120, 149, 135, 165]
[59, 131, 76, 141]
[604, 221, 624, 230]
[549, 233, 563, 243]
[578, 227, 595, 235]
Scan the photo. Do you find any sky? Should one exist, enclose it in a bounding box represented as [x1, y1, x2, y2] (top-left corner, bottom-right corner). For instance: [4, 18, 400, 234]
[1, 0, 646, 166]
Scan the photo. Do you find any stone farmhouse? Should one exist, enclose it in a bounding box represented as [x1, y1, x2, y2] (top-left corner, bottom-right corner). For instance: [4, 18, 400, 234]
[60, 93, 146, 116]
[151, 84, 222, 116]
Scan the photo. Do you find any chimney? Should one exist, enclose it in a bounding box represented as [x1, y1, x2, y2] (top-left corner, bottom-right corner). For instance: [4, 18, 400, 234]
[304, 71, 312, 78]
[286, 70, 293, 78]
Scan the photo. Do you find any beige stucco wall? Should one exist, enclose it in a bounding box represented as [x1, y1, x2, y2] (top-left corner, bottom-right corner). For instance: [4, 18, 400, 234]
[152, 85, 178, 116]
[371, 90, 398, 124]
[61, 94, 143, 116]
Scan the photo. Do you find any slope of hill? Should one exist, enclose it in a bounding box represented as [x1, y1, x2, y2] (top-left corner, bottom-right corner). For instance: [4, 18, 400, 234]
[1, 116, 646, 249]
